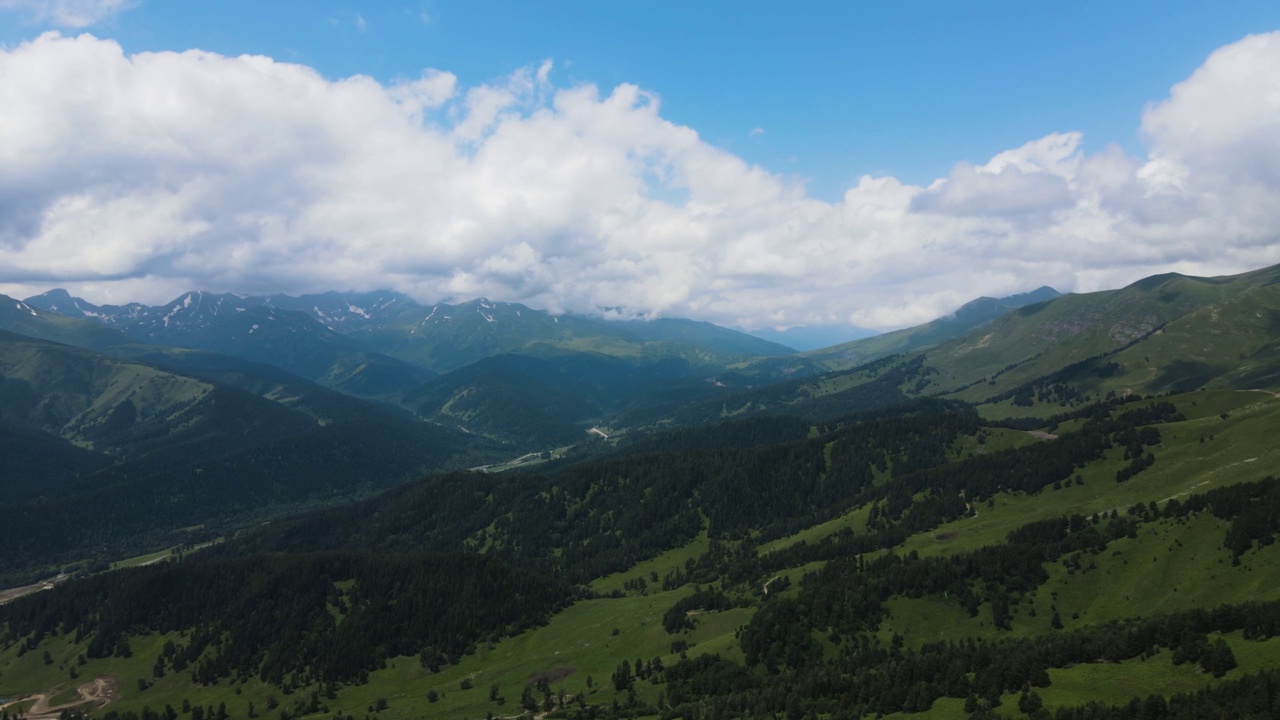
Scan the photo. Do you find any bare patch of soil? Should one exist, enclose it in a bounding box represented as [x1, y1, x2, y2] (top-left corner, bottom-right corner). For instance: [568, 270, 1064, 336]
[1, 676, 119, 720]
[0, 574, 70, 606]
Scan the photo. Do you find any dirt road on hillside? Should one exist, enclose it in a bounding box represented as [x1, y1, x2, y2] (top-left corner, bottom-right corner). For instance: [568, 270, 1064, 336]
[0, 677, 118, 720]
[0, 574, 69, 606]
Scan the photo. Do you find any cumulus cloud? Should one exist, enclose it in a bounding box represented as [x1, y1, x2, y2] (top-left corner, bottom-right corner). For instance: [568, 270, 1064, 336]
[912, 161, 1074, 219]
[1, 31, 1279, 331]
[912, 134, 1079, 219]
[0, 0, 133, 27]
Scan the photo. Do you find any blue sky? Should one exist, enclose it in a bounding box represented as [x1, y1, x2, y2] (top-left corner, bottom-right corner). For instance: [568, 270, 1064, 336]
[2, 1, 1280, 329]
[19, 0, 1274, 196]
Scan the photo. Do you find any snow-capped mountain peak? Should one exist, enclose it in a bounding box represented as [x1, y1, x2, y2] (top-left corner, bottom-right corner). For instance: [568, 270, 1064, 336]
[23, 288, 148, 325]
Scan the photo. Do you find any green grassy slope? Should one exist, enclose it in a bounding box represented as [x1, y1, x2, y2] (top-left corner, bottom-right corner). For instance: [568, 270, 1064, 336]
[643, 264, 1280, 435]
[0, 330, 218, 450]
[920, 264, 1280, 403]
[3, 387, 1278, 719]
[797, 286, 1062, 372]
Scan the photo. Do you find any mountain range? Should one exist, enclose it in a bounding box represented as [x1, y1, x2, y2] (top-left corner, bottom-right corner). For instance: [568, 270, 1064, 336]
[3, 264, 1280, 719]
[22, 288, 795, 376]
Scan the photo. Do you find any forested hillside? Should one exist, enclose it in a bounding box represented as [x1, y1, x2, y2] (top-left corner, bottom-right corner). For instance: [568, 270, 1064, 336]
[404, 352, 713, 446]
[221, 402, 984, 581]
[3, 387, 1277, 720]
[4, 265, 1280, 720]
[0, 332, 497, 586]
[2, 553, 575, 687]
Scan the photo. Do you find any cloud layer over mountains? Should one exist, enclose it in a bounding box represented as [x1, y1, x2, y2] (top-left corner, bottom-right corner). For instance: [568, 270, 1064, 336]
[1, 31, 1278, 330]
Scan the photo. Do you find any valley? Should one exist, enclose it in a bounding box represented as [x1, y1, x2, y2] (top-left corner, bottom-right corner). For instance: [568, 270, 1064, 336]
[2, 264, 1280, 719]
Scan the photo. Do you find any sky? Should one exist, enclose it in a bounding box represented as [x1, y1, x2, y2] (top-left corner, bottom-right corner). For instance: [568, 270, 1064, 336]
[1, 1, 1280, 331]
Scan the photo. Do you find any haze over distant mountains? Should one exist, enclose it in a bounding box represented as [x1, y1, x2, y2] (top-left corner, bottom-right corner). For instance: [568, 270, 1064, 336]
[22, 287, 797, 372]
[744, 324, 879, 352]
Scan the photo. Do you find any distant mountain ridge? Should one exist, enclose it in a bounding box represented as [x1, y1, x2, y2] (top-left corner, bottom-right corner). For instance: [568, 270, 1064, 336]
[23, 288, 796, 376]
[801, 285, 1062, 370]
[14, 288, 797, 445]
[23, 287, 149, 325]
[650, 264, 1280, 428]
[726, 285, 1062, 382]
[258, 289, 418, 329]
[21, 265, 1279, 444]
[914, 264, 1280, 402]
[21, 290, 433, 398]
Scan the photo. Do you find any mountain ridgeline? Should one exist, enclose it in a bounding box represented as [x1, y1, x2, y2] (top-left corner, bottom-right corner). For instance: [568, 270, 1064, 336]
[797, 285, 1062, 372]
[635, 266, 1280, 430]
[21, 288, 795, 378]
[13, 287, 800, 447]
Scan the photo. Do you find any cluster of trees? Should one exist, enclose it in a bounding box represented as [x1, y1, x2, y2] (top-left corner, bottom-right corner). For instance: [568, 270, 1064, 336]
[742, 511, 1143, 669]
[657, 539, 761, 591]
[754, 400, 1181, 583]
[610, 656, 666, 692]
[990, 393, 1148, 432]
[1168, 476, 1280, 559]
[652, 579, 1280, 718]
[744, 474, 1278, 683]
[629, 471, 1277, 718]
[1, 552, 573, 686]
[984, 353, 1125, 408]
[662, 587, 736, 634]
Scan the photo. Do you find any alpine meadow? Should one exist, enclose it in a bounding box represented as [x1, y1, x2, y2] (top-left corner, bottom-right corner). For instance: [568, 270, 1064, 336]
[3, 4, 1280, 720]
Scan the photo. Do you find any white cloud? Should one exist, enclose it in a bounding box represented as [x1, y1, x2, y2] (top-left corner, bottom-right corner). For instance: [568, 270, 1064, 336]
[912, 162, 1075, 219]
[749, 127, 764, 137]
[388, 69, 457, 115]
[1, 31, 1279, 330]
[1142, 32, 1280, 188]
